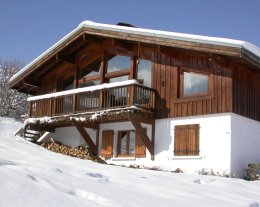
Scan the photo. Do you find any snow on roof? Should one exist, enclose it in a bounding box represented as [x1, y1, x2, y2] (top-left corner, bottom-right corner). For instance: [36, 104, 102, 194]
[9, 20, 260, 85]
[27, 79, 139, 101]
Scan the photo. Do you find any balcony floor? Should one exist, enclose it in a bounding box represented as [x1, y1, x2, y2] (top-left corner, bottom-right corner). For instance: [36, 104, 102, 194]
[25, 106, 155, 131]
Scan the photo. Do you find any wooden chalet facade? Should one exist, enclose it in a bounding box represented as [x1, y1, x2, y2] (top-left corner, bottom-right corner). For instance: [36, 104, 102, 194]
[9, 21, 260, 176]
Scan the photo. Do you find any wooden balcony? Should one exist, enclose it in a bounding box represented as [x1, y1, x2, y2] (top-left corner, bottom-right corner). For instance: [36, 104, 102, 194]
[28, 81, 158, 120]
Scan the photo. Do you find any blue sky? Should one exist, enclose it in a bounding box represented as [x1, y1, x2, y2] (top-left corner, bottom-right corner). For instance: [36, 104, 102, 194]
[1, 0, 260, 65]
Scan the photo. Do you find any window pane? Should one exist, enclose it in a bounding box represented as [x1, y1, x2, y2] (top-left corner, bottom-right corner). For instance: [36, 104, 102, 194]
[79, 80, 100, 88]
[183, 72, 208, 96]
[109, 75, 128, 83]
[107, 55, 131, 73]
[63, 75, 74, 91]
[137, 60, 152, 87]
[129, 131, 135, 156]
[120, 132, 127, 155]
[80, 58, 101, 78]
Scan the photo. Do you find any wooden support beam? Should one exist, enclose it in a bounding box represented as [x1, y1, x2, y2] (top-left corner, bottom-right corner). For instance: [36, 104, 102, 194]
[23, 79, 39, 88]
[72, 120, 97, 155]
[56, 53, 75, 64]
[112, 39, 132, 51]
[83, 34, 102, 45]
[130, 118, 154, 158]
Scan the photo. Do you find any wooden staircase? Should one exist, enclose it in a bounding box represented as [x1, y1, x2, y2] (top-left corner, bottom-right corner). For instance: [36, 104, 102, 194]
[15, 127, 43, 142]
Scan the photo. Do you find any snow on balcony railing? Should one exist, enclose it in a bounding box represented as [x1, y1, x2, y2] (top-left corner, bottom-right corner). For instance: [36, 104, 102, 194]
[28, 80, 157, 118]
[28, 80, 140, 101]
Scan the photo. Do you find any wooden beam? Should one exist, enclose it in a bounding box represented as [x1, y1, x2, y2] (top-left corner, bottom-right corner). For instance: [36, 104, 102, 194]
[72, 120, 97, 155]
[56, 53, 75, 64]
[83, 33, 102, 45]
[112, 39, 132, 51]
[130, 118, 154, 158]
[23, 79, 39, 88]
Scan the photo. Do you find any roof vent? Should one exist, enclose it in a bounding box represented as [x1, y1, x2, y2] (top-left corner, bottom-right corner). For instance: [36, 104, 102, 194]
[117, 22, 136, 28]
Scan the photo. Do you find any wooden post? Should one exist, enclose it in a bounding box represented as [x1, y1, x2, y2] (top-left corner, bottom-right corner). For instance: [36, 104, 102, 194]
[130, 118, 154, 159]
[28, 102, 32, 117]
[72, 120, 97, 155]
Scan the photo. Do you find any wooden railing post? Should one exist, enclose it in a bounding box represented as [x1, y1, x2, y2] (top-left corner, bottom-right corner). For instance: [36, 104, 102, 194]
[26, 82, 157, 118]
[28, 101, 32, 117]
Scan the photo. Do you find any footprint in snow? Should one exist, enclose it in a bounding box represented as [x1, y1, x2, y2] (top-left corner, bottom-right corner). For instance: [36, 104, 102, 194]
[86, 173, 110, 183]
[27, 174, 38, 182]
[250, 202, 260, 207]
[52, 168, 64, 174]
[193, 179, 217, 185]
[71, 189, 115, 206]
[0, 160, 17, 166]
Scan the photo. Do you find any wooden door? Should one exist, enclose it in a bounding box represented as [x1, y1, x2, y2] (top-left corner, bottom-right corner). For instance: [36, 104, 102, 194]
[135, 128, 146, 158]
[101, 130, 114, 158]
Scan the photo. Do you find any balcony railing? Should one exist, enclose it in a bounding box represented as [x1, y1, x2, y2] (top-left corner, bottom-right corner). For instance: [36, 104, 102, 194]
[28, 80, 157, 118]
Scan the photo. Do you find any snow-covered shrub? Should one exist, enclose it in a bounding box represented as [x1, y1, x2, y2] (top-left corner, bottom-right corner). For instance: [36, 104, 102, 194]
[198, 168, 235, 178]
[244, 164, 260, 181]
[171, 168, 184, 173]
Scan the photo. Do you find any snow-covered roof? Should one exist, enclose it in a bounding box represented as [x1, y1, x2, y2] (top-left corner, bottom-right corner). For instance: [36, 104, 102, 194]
[9, 20, 260, 86]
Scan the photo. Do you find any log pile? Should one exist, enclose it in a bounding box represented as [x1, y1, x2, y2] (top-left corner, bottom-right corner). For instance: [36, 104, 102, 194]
[41, 141, 106, 164]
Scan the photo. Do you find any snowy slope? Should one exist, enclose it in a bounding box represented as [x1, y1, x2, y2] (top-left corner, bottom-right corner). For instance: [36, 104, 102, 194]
[0, 117, 260, 207]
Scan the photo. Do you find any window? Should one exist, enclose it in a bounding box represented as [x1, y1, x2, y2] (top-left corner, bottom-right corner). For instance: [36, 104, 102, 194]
[80, 58, 101, 79]
[180, 70, 209, 97]
[107, 55, 131, 73]
[117, 130, 135, 156]
[109, 75, 128, 83]
[137, 59, 152, 87]
[174, 124, 199, 156]
[63, 75, 74, 91]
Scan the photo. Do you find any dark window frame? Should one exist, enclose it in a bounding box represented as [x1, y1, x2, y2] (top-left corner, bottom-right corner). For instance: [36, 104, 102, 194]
[117, 130, 135, 157]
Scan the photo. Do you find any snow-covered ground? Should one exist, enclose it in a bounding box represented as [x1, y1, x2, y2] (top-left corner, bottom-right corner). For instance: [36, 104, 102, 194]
[0, 117, 259, 207]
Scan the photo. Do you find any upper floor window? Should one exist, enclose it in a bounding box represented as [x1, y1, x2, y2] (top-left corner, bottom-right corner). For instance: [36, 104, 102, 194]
[63, 75, 74, 91]
[107, 55, 131, 73]
[80, 58, 101, 79]
[137, 59, 152, 87]
[180, 70, 209, 97]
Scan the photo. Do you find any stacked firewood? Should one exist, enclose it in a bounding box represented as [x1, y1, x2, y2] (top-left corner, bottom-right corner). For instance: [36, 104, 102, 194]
[41, 141, 106, 164]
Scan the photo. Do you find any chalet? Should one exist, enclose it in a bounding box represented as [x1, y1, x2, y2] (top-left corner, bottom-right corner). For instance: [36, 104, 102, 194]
[9, 21, 260, 176]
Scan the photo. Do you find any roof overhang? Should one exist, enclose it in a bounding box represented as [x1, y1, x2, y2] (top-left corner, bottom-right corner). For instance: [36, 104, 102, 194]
[9, 21, 260, 90]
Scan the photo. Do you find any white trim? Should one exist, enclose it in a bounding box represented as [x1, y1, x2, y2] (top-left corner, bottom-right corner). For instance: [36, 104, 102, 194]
[111, 157, 136, 161]
[172, 156, 203, 160]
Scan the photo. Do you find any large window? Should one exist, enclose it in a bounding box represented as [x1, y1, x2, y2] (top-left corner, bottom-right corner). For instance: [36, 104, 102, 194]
[80, 58, 101, 79]
[180, 70, 209, 97]
[107, 55, 131, 73]
[137, 59, 152, 87]
[174, 124, 200, 156]
[79, 58, 101, 87]
[117, 130, 135, 156]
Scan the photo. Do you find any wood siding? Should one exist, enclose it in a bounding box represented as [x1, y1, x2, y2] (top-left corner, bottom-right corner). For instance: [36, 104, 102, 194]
[32, 39, 260, 121]
[153, 50, 233, 119]
[233, 66, 260, 121]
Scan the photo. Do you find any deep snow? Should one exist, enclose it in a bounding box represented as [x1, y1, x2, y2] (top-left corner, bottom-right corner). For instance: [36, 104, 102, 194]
[0, 117, 259, 207]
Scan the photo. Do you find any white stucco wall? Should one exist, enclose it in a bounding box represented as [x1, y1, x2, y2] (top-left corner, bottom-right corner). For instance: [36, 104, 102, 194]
[43, 127, 97, 147]
[153, 114, 232, 173]
[230, 114, 260, 177]
[100, 114, 233, 174]
[39, 113, 260, 177]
